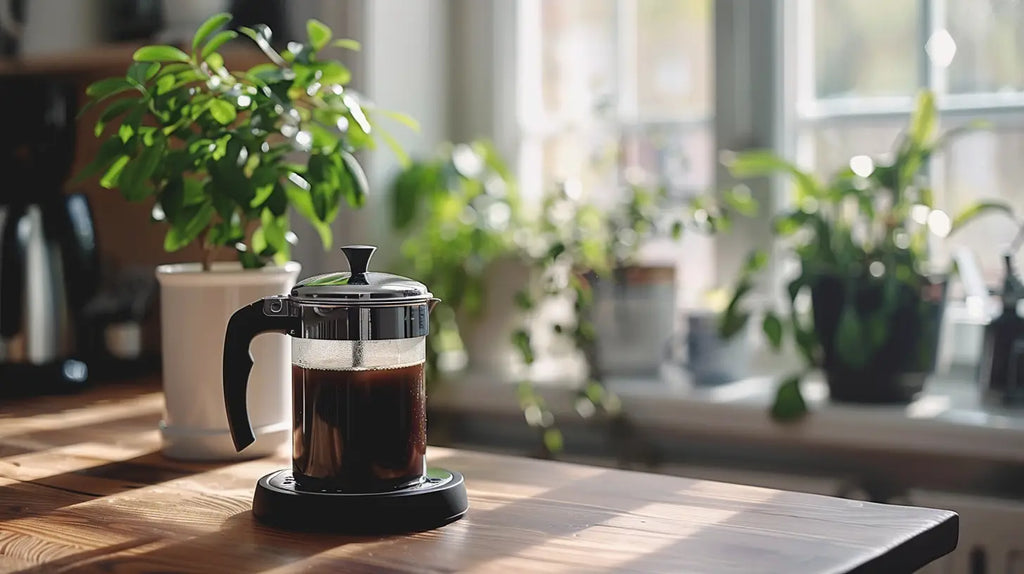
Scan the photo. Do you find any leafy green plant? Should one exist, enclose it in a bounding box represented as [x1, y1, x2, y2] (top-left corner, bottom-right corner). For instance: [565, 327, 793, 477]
[389, 140, 519, 378]
[721, 90, 1013, 420]
[79, 13, 413, 270]
[500, 174, 754, 456]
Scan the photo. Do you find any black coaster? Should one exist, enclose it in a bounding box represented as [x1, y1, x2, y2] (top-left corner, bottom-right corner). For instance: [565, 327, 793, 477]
[252, 468, 468, 533]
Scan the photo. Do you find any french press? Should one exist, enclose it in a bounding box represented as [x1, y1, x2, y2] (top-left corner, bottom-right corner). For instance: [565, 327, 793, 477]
[222, 245, 467, 532]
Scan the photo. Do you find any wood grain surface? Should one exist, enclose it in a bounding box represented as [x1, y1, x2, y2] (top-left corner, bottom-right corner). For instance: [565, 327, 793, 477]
[0, 379, 957, 573]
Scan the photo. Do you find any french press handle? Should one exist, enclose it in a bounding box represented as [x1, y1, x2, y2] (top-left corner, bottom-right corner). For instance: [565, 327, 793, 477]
[222, 296, 299, 452]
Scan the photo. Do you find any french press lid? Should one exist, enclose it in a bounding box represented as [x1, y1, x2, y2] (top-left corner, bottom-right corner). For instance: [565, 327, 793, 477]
[291, 245, 433, 304]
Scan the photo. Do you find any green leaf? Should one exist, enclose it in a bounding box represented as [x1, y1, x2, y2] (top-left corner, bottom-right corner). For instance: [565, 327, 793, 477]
[307, 18, 332, 51]
[133, 45, 190, 63]
[762, 312, 783, 351]
[542, 428, 563, 454]
[201, 30, 239, 60]
[127, 61, 159, 86]
[866, 310, 889, 350]
[372, 108, 421, 131]
[770, 375, 808, 421]
[306, 155, 339, 220]
[340, 151, 369, 208]
[310, 61, 350, 85]
[94, 98, 138, 136]
[250, 183, 275, 209]
[208, 217, 244, 246]
[261, 208, 288, 256]
[164, 202, 214, 252]
[950, 201, 1014, 236]
[671, 220, 684, 239]
[725, 150, 820, 201]
[193, 12, 231, 52]
[240, 25, 287, 66]
[208, 99, 237, 125]
[331, 38, 361, 51]
[266, 183, 288, 216]
[377, 128, 410, 168]
[161, 177, 185, 223]
[211, 190, 235, 221]
[723, 186, 759, 217]
[118, 136, 165, 200]
[75, 137, 126, 183]
[286, 180, 333, 249]
[773, 212, 804, 236]
[743, 249, 768, 275]
[237, 247, 265, 269]
[834, 301, 868, 369]
[85, 77, 133, 99]
[511, 329, 534, 364]
[204, 51, 225, 71]
[908, 90, 937, 149]
[251, 226, 268, 255]
[155, 73, 177, 94]
[100, 155, 130, 189]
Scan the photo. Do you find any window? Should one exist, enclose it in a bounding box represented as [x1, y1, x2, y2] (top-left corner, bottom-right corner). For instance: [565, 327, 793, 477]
[515, 0, 714, 204]
[792, 0, 1024, 279]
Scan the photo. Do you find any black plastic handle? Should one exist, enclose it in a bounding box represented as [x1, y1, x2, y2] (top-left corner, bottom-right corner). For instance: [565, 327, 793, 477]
[341, 245, 375, 284]
[223, 298, 298, 452]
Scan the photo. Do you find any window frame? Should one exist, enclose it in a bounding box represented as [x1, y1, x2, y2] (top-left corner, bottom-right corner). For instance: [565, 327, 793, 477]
[508, 0, 716, 207]
[790, 0, 1024, 193]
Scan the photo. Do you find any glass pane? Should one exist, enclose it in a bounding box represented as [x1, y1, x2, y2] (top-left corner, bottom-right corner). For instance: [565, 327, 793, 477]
[813, 0, 919, 99]
[939, 128, 1024, 278]
[946, 0, 1024, 94]
[804, 123, 905, 177]
[621, 127, 713, 192]
[541, 0, 617, 119]
[635, 0, 713, 118]
[541, 130, 621, 203]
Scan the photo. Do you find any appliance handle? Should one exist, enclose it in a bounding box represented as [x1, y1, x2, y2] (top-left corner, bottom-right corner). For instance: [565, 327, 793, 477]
[223, 297, 298, 452]
[59, 193, 99, 310]
[0, 0, 23, 39]
[0, 204, 26, 338]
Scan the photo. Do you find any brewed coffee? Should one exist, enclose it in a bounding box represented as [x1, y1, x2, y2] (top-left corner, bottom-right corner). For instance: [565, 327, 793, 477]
[291, 362, 426, 491]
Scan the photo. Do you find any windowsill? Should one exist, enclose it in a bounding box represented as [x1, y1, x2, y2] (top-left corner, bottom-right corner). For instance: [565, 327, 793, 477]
[431, 362, 1024, 465]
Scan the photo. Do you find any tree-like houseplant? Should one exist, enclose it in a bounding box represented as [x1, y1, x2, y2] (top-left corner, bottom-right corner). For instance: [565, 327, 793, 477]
[721, 91, 1012, 419]
[80, 14, 403, 459]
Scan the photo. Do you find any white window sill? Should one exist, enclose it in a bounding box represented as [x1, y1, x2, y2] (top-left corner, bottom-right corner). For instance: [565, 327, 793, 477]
[431, 363, 1024, 465]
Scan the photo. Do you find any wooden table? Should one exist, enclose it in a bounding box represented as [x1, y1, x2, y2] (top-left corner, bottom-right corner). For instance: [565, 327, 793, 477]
[0, 380, 958, 573]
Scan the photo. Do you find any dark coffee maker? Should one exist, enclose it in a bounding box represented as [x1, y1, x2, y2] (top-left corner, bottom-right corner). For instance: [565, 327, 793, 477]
[222, 245, 467, 532]
[0, 77, 99, 394]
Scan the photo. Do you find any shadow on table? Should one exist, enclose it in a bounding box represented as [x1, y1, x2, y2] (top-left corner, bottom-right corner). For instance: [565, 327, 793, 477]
[44, 510, 400, 573]
[0, 451, 233, 522]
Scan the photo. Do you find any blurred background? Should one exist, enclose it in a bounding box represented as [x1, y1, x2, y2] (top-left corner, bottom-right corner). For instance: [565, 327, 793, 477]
[3, 1, 1024, 571]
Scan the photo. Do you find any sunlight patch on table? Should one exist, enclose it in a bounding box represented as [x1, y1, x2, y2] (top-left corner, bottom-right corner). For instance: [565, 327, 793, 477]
[0, 392, 163, 438]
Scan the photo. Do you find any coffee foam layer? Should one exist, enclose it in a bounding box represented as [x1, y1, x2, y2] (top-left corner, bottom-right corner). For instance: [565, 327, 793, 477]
[291, 337, 426, 371]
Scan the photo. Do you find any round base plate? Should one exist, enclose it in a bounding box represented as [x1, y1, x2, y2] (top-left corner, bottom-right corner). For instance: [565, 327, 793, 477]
[252, 468, 468, 533]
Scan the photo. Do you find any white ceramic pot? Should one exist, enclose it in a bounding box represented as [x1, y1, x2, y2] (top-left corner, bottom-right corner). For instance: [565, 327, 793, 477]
[155, 261, 300, 460]
[454, 258, 531, 378]
[591, 265, 677, 377]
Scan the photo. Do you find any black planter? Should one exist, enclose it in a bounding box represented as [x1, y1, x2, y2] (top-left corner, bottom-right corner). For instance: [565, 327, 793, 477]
[811, 274, 946, 404]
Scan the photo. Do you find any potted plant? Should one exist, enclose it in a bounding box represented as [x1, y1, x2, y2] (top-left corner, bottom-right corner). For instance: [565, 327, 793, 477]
[79, 14, 405, 458]
[720, 91, 1012, 419]
[390, 140, 521, 379]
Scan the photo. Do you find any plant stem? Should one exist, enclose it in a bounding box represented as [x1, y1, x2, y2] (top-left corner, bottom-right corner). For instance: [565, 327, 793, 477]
[201, 229, 215, 272]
